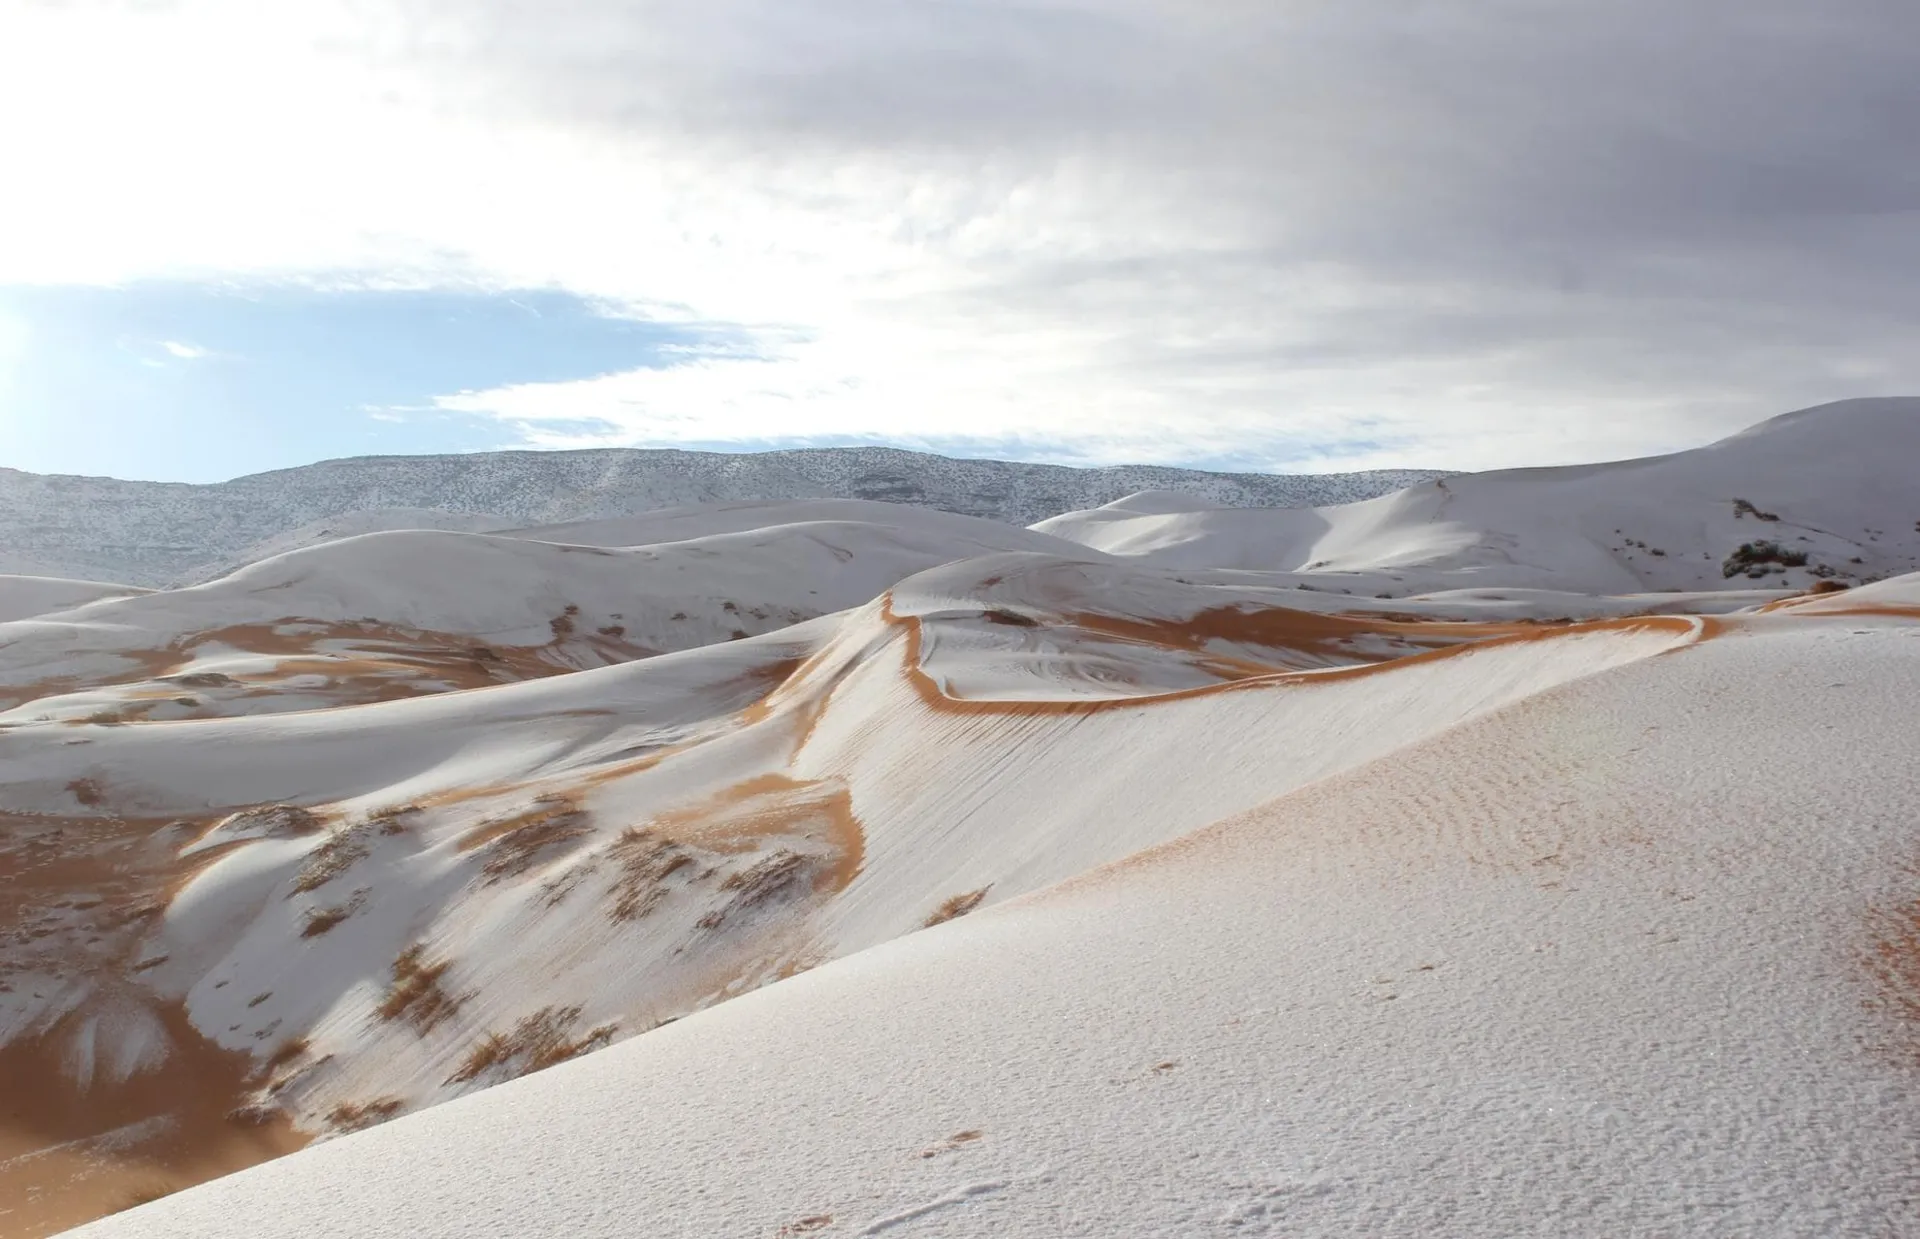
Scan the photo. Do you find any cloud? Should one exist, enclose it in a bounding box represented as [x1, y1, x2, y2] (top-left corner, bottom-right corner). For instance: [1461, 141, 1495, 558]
[3, 0, 1918, 469]
[160, 340, 211, 360]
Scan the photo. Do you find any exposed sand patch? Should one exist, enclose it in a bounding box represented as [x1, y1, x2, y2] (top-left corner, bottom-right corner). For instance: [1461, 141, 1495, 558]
[0, 999, 302, 1239]
[883, 592, 1708, 713]
[652, 775, 865, 896]
[2, 616, 662, 722]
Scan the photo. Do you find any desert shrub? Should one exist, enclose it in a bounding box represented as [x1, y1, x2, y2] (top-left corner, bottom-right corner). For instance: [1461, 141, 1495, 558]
[697, 850, 817, 930]
[377, 945, 462, 1033]
[265, 1037, 310, 1072]
[473, 795, 591, 882]
[924, 887, 992, 927]
[327, 1097, 403, 1132]
[609, 828, 694, 921]
[1732, 497, 1780, 521]
[1722, 540, 1808, 578]
[301, 892, 365, 937]
[446, 1006, 615, 1085]
[292, 826, 371, 893]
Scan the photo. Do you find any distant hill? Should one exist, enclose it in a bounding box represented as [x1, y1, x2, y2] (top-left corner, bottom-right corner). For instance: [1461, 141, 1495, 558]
[0, 446, 1445, 587]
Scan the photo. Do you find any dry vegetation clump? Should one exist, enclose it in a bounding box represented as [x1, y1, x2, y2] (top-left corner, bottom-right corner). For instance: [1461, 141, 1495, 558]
[377, 944, 463, 1034]
[292, 825, 372, 894]
[1809, 579, 1850, 595]
[696, 849, 818, 930]
[215, 804, 325, 842]
[301, 890, 367, 938]
[924, 886, 992, 927]
[1723, 539, 1809, 579]
[369, 803, 422, 836]
[1732, 497, 1781, 521]
[446, 1005, 616, 1085]
[471, 794, 593, 882]
[327, 1097, 404, 1133]
[65, 777, 104, 806]
[608, 828, 696, 921]
[264, 1037, 310, 1073]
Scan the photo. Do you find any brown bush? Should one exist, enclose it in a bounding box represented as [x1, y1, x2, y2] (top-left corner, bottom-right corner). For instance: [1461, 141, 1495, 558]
[609, 828, 695, 921]
[301, 892, 365, 938]
[446, 1006, 616, 1085]
[696, 850, 817, 930]
[468, 795, 592, 882]
[327, 1097, 403, 1133]
[377, 945, 463, 1034]
[292, 825, 371, 893]
[924, 886, 991, 927]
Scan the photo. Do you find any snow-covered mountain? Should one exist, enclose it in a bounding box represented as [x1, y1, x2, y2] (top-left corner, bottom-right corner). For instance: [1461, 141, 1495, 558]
[0, 445, 1445, 588]
[4, 398, 1918, 1238]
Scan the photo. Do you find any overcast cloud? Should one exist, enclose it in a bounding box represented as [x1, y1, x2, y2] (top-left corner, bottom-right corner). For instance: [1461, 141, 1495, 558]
[3, 0, 1916, 469]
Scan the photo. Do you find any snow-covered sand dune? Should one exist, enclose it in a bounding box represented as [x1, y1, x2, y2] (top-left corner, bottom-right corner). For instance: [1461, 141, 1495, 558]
[1037, 397, 1920, 593]
[0, 577, 148, 624]
[4, 398, 1918, 1237]
[62, 583, 1920, 1238]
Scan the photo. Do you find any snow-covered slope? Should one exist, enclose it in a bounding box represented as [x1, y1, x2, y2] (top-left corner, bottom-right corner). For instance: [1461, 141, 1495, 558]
[64, 582, 1920, 1238]
[0, 576, 148, 624]
[0, 447, 1443, 587]
[1037, 397, 1920, 594]
[7, 400, 1919, 1237]
[0, 506, 1088, 725]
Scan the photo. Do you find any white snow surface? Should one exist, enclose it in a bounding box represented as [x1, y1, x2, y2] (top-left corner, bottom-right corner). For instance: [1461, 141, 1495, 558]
[0, 446, 1441, 587]
[9, 399, 1920, 1237]
[70, 606, 1920, 1238]
[1037, 398, 1920, 594]
[0, 576, 148, 623]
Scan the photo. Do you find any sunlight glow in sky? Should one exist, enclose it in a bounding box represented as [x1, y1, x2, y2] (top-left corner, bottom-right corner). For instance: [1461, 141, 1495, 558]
[1, 1, 1915, 481]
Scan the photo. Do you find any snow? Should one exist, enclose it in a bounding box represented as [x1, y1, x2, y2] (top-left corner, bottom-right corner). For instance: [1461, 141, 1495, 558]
[8, 398, 1920, 1237]
[68, 606, 1920, 1238]
[0, 575, 147, 623]
[0, 447, 1442, 588]
[1037, 397, 1920, 595]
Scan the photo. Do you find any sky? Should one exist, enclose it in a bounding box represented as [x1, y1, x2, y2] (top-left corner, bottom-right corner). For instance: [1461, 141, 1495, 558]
[1, 1, 1916, 483]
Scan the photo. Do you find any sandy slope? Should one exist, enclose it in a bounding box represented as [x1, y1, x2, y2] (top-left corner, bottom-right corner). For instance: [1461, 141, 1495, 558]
[6, 402, 1919, 1236]
[1036, 397, 1920, 593]
[1, 554, 1722, 1235]
[0, 512, 1087, 725]
[66, 594, 1920, 1238]
[0, 578, 148, 625]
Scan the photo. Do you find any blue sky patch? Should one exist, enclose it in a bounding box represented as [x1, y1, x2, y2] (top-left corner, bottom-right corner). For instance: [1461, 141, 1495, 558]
[0, 283, 722, 482]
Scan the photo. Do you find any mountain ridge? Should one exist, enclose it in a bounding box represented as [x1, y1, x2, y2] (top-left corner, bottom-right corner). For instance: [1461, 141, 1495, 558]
[0, 445, 1447, 588]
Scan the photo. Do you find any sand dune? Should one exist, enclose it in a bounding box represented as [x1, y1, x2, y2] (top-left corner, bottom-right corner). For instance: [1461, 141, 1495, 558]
[4, 400, 1918, 1237]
